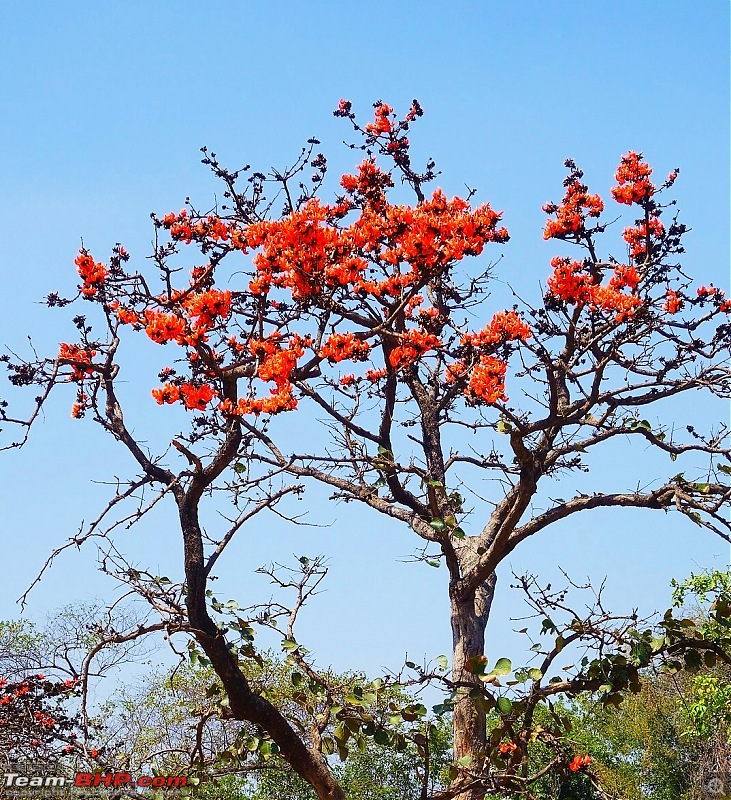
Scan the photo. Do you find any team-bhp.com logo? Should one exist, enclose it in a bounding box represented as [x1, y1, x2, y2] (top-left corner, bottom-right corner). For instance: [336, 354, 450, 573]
[3, 770, 187, 790]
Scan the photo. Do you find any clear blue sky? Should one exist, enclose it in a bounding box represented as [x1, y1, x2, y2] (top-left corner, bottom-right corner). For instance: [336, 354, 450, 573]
[0, 2, 728, 683]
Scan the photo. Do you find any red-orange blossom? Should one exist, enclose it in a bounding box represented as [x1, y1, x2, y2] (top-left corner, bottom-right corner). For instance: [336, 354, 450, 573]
[56, 104, 729, 421]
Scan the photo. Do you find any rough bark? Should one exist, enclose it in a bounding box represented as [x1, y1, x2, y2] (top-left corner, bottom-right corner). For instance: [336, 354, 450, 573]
[449, 572, 498, 800]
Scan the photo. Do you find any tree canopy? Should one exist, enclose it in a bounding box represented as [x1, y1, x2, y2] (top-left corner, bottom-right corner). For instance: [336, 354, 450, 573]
[2, 100, 730, 800]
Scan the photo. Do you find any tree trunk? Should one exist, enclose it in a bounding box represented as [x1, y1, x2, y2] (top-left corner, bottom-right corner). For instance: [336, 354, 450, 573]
[449, 572, 497, 800]
[178, 498, 346, 800]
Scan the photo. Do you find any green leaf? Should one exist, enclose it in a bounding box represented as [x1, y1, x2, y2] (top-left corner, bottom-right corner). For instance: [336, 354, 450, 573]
[718, 464, 731, 475]
[527, 668, 543, 681]
[496, 419, 513, 434]
[452, 526, 466, 540]
[291, 671, 303, 687]
[377, 445, 394, 459]
[670, 452, 678, 461]
[281, 639, 299, 652]
[334, 722, 349, 743]
[429, 518, 446, 532]
[321, 736, 335, 755]
[496, 696, 513, 715]
[630, 419, 652, 432]
[233, 462, 246, 474]
[425, 558, 441, 568]
[435, 654, 449, 671]
[491, 657, 512, 677]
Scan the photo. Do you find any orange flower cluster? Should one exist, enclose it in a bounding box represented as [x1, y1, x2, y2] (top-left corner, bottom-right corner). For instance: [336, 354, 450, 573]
[547, 257, 642, 322]
[695, 285, 731, 312]
[319, 333, 372, 363]
[378, 189, 509, 276]
[611, 151, 654, 205]
[663, 289, 684, 314]
[569, 754, 592, 772]
[75, 251, 107, 297]
[143, 310, 187, 345]
[151, 382, 217, 410]
[696, 284, 727, 300]
[180, 383, 217, 410]
[33, 711, 57, 729]
[498, 741, 518, 756]
[71, 392, 88, 419]
[339, 159, 394, 205]
[365, 368, 387, 383]
[219, 336, 305, 417]
[151, 383, 180, 404]
[243, 168, 508, 303]
[389, 329, 441, 370]
[246, 200, 348, 299]
[161, 211, 230, 245]
[443, 311, 531, 405]
[365, 102, 393, 136]
[462, 310, 532, 350]
[58, 343, 96, 381]
[623, 217, 664, 261]
[465, 356, 508, 405]
[117, 307, 139, 325]
[543, 181, 604, 240]
[183, 289, 232, 331]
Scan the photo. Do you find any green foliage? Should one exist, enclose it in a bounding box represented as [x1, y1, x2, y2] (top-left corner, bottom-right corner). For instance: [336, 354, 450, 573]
[101, 653, 452, 800]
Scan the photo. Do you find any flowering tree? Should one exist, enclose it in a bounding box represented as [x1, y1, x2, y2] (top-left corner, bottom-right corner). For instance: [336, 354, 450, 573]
[0, 673, 87, 768]
[2, 100, 730, 800]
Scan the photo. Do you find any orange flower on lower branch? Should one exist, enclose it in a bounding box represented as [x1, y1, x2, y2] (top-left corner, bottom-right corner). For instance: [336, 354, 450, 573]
[219, 389, 297, 416]
[569, 754, 592, 772]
